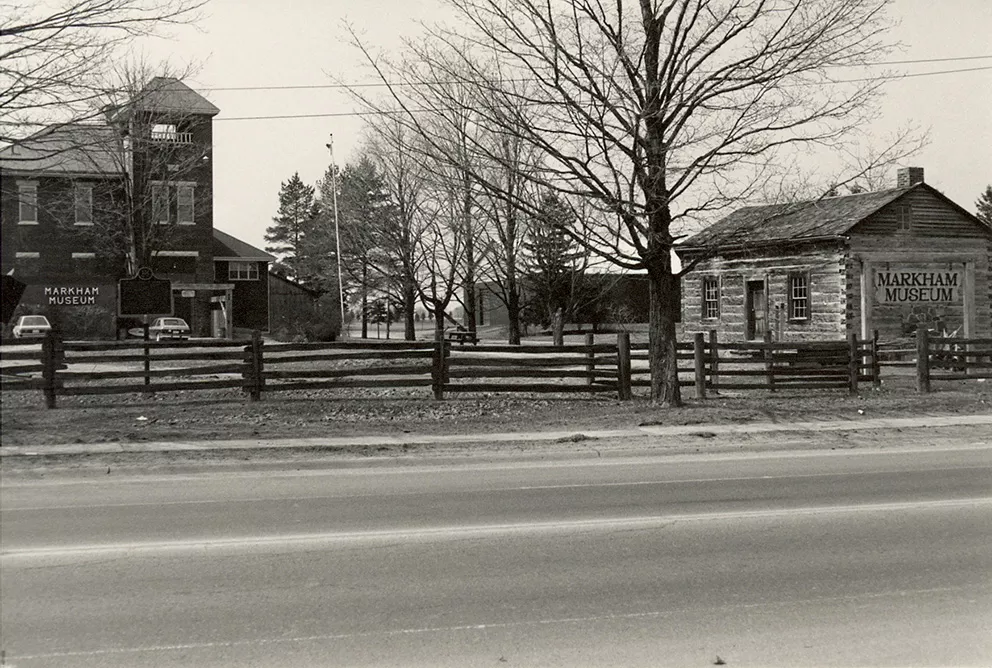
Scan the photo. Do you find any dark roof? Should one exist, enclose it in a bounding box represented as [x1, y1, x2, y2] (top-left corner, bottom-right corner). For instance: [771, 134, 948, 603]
[681, 185, 915, 250]
[269, 271, 323, 297]
[134, 77, 220, 117]
[0, 124, 123, 175]
[212, 229, 275, 261]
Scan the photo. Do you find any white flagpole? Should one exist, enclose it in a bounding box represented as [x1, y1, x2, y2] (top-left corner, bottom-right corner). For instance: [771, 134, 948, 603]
[327, 135, 346, 333]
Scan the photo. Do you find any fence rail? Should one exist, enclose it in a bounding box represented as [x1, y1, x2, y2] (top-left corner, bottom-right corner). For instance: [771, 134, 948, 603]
[3, 327, 986, 407]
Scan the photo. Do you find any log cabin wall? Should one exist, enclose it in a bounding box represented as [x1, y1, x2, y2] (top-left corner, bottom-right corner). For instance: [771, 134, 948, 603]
[680, 243, 847, 341]
[848, 187, 991, 340]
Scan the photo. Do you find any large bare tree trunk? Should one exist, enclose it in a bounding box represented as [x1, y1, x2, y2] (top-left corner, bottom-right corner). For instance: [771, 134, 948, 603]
[648, 270, 682, 407]
[507, 286, 521, 345]
[403, 277, 416, 341]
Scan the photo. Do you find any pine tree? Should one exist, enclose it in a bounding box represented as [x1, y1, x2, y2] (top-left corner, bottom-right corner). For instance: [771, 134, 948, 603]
[976, 185, 992, 228]
[265, 172, 320, 283]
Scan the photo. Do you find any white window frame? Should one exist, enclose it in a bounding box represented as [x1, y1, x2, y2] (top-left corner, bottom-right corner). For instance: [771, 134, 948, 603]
[152, 184, 169, 224]
[702, 276, 720, 320]
[177, 184, 195, 225]
[18, 181, 38, 224]
[74, 184, 93, 225]
[788, 272, 810, 321]
[229, 261, 259, 281]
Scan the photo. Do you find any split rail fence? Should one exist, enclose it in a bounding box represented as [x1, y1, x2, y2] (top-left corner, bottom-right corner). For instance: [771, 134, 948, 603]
[1, 328, 984, 408]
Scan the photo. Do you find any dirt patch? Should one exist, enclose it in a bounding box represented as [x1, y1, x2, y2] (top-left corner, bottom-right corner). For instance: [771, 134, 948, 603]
[1, 374, 989, 447]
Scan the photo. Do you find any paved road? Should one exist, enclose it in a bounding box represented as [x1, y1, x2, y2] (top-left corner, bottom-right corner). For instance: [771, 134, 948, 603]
[2, 444, 990, 666]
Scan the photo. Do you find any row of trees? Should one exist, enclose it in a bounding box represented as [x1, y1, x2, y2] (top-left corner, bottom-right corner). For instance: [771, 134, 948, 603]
[265, 158, 605, 344]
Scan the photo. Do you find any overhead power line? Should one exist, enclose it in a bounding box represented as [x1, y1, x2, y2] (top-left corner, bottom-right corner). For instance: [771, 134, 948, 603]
[212, 64, 992, 122]
[204, 55, 992, 92]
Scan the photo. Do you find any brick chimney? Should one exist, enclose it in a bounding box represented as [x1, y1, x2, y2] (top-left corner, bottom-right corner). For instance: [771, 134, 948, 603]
[897, 167, 924, 188]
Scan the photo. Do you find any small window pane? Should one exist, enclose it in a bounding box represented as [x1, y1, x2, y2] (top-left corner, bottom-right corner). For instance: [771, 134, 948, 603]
[789, 274, 809, 320]
[702, 277, 720, 319]
[177, 185, 194, 223]
[19, 185, 38, 222]
[229, 262, 259, 280]
[152, 185, 169, 223]
[75, 185, 93, 224]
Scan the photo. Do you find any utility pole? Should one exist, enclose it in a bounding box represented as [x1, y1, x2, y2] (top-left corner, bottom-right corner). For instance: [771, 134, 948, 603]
[326, 135, 346, 334]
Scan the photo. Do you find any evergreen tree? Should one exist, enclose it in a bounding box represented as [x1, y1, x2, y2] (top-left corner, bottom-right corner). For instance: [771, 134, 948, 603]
[522, 194, 585, 341]
[977, 185, 992, 228]
[265, 172, 321, 284]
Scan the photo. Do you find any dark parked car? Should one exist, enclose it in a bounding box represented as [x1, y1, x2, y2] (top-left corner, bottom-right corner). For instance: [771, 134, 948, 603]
[12, 315, 52, 339]
[148, 317, 191, 341]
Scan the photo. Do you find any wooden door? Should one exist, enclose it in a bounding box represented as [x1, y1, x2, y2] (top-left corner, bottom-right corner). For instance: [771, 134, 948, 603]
[746, 280, 766, 340]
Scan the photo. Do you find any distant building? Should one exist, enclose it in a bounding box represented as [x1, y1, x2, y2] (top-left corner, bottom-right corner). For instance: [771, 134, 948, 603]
[678, 168, 992, 342]
[0, 77, 274, 338]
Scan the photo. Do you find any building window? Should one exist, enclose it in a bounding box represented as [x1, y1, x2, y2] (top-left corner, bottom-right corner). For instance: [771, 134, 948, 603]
[702, 277, 720, 319]
[177, 185, 194, 224]
[15, 252, 40, 278]
[229, 262, 259, 280]
[788, 273, 810, 320]
[152, 184, 169, 224]
[896, 205, 913, 232]
[74, 185, 93, 225]
[18, 182, 38, 224]
[72, 252, 97, 274]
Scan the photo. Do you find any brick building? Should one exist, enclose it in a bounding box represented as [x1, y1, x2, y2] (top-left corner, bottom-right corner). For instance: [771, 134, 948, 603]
[1, 77, 273, 338]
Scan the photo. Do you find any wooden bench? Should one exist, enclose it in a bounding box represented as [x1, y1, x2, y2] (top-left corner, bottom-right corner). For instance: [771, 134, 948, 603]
[446, 329, 478, 345]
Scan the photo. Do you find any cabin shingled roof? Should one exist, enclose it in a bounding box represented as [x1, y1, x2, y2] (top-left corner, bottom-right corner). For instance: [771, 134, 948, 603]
[680, 185, 917, 251]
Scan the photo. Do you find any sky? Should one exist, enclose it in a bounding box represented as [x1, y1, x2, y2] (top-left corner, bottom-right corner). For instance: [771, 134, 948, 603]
[140, 0, 992, 252]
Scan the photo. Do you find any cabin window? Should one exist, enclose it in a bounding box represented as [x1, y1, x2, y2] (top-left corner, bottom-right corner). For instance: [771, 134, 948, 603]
[702, 277, 720, 319]
[74, 184, 93, 225]
[229, 262, 259, 280]
[896, 205, 913, 232]
[788, 272, 810, 320]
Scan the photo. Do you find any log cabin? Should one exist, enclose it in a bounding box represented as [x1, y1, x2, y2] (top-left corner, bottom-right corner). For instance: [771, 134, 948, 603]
[678, 168, 991, 343]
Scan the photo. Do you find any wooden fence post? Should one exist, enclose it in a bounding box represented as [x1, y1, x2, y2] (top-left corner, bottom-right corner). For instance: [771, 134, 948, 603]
[617, 331, 632, 400]
[764, 330, 775, 392]
[708, 329, 720, 394]
[585, 333, 595, 386]
[871, 329, 881, 389]
[249, 329, 264, 401]
[848, 332, 859, 395]
[693, 332, 707, 399]
[432, 332, 446, 400]
[41, 332, 57, 409]
[916, 327, 931, 393]
[142, 322, 151, 393]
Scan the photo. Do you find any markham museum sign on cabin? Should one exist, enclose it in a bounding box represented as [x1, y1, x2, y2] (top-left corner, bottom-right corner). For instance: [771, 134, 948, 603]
[874, 270, 961, 303]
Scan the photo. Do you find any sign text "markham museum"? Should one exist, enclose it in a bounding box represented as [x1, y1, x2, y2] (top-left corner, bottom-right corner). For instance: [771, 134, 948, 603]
[875, 270, 961, 303]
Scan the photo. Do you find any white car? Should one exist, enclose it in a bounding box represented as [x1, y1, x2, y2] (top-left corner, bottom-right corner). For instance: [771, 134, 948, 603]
[148, 317, 191, 341]
[12, 315, 52, 339]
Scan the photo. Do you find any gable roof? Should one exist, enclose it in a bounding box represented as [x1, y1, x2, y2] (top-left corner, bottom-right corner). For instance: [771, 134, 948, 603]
[681, 185, 923, 252]
[134, 77, 220, 117]
[212, 229, 275, 262]
[0, 124, 123, 175]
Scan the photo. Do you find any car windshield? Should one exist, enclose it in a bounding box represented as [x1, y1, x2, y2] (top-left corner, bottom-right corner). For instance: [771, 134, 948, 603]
[161, 319, 186, 326]
[21, 316, 49, 326]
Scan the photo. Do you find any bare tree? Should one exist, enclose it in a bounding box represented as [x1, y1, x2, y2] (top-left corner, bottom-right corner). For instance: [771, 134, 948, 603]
[1, 0, 206, 148]
[378, 0, 917, 405]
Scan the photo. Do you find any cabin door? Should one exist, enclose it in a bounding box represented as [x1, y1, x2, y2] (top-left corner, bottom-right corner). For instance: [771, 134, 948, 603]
[745, 280, 767, 340]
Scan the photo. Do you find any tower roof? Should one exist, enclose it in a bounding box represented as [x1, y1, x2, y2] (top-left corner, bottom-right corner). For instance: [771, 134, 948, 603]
[133, 77, 220, 117]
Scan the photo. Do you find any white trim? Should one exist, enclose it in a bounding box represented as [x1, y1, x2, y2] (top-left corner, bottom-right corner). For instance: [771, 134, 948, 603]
[15, 252, 40, 258]
[17, 220, 40, 226]
[71, 252, 97, 259]
[15, 179, 38, 187]
[149, 180, 198, 186]
[154, 250, 199, 257]
[215, 256, 272, 262]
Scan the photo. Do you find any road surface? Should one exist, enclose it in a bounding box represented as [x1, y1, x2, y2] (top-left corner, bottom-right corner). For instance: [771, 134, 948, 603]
[2, 443, 990, 666]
